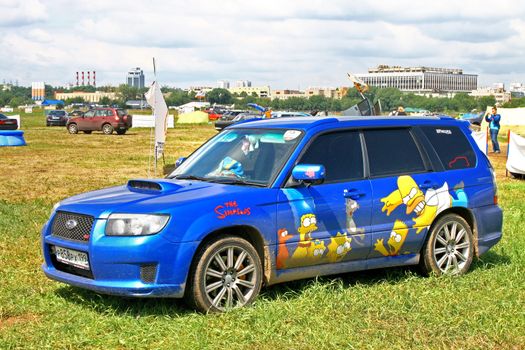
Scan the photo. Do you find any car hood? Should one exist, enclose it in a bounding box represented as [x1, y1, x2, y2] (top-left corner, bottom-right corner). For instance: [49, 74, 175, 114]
[56, 178, 253, 219]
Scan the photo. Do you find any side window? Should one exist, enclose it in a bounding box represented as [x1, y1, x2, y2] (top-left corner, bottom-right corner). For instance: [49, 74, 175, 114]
[364, 128, 426, 177]
[84, 110, 95, 118]
[105, 110, 114, 117]
[94, 110, 105, 117]
[299, 131, 364, 183]
[421, 126, 476, 170]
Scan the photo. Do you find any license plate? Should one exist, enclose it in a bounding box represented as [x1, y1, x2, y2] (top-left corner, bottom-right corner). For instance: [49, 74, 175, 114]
[54, 246, 90, 270]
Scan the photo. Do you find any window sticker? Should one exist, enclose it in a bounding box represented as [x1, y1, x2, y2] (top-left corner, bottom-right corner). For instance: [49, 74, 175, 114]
[284, 130, 301, 141]
[436, 129, 452, 135]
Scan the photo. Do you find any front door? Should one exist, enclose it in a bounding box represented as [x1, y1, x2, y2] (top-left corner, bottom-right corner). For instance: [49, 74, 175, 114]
[276, 130, 373, 270]
[77, 110, 94, 129]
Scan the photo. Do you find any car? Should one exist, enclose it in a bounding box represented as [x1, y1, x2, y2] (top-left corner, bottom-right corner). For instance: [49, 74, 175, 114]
[206, 107, 227, 121]
[66, 108, 132, 135]
[214, 112, 263, 131]
[46, 110, 69, 126]
[0, 113, 18, 130]
[217, 110, 246, 122]
[271, 111, 312, 118]
[42, 115, 502, 312]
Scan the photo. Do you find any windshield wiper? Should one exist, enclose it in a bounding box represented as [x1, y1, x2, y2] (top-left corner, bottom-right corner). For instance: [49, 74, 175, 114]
[207, 178, 266, 187]
[170, 174, 207, 181]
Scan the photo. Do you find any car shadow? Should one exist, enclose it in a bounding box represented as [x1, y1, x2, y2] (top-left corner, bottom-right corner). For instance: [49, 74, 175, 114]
[55, 250, 510, 316]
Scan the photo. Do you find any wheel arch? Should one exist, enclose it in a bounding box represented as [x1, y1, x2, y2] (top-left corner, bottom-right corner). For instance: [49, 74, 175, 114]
[429, 207, 479, 256]
[189, 225, 270, 285]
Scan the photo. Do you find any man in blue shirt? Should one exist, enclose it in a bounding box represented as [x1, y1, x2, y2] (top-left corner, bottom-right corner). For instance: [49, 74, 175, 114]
[485, 106, 501, 153]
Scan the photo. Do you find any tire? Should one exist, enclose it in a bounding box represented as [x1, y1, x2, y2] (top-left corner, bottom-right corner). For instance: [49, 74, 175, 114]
[102, 123, 114, 135]
[116, 129, 127, 135]
[419, 213, 474, 276]
[46, 122, 50, 127]
[67, 123, 78, 134]
[185, 235, 263, 313]
[83, 131, 92, 134]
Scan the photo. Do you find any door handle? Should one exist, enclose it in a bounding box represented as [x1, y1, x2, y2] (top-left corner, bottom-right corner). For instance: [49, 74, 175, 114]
[418, 180, 438, 190]
[344, 189, 365, 200]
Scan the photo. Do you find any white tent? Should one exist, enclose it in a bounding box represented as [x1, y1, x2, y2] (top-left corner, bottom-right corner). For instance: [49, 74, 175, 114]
[507, 131, 525, 175]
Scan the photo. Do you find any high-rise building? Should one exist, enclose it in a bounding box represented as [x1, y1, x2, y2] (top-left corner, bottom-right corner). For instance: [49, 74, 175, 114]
[127, 67, 145, 89]
[235, 80, 252, 88]
[217, 80, 230, 89]
[357, 65, 478, 96]
[31, 82, 45, 101]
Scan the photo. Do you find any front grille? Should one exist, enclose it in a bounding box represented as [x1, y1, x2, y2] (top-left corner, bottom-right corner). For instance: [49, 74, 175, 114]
[140, 264, 158, 284]
[51, 211, 94, 242]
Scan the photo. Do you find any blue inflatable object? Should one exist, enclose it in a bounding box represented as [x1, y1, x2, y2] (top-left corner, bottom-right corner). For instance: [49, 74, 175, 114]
[0, 130, 27, 147]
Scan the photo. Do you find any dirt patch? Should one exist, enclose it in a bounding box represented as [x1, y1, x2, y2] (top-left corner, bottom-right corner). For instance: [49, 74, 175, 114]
[0, 313, 41, 330]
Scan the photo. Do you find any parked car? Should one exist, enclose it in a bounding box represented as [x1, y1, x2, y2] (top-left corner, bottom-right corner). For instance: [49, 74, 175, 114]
[46, 110, 69, 126]
[42, 115, 502, 312]
[206, 107, 227, 121]
[66, 108, 132, 135]
[271, 111, 312, 118]
[0, 113, 18, 130]
[217, 110, 246, 121]
[214, 112, 262, 131]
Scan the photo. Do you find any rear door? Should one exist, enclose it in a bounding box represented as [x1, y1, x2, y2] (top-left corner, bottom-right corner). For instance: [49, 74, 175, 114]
[364, 128, 439, 258]
[276, 130, 373, 270]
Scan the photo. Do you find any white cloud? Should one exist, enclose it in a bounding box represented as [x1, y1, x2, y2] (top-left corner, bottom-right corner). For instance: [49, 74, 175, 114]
[0, 0, 525, 87]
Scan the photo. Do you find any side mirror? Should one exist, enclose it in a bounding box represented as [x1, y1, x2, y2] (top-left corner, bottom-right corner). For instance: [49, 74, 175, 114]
[292, 164, 325, 185]
[175, 157, 187, 168]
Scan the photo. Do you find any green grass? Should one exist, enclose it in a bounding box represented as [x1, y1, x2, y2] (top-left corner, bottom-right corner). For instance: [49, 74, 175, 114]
[0, 117, 524, 349]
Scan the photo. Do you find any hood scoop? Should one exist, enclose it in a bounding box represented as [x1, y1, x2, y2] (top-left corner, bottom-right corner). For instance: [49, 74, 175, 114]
[127, 179, 182, 193]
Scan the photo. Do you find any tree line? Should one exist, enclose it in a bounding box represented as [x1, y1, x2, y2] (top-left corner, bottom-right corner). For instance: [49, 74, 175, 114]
[0, 84, 497, 114]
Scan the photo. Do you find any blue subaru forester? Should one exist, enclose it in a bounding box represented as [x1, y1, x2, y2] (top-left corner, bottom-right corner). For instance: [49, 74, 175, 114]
[42, 116, 503, 312]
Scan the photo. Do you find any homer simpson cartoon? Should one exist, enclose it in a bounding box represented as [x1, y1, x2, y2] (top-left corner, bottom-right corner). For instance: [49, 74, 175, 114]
[374, 220, 409, 256]
[326, 232, 352, 263]
[381, 175, 467, 233]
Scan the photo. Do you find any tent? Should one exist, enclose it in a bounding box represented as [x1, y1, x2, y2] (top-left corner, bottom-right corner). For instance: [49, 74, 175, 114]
[507, 131, 525, 175]
[177, 111, 209, 124]
[41, 99, 64, 106]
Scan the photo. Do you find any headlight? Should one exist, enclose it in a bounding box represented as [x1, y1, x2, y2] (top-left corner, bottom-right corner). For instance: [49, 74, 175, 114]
[105, 214, 170, 236]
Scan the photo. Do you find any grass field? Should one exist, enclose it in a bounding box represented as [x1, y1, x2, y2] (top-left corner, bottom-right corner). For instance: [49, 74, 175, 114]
[0, 114, 524, 349]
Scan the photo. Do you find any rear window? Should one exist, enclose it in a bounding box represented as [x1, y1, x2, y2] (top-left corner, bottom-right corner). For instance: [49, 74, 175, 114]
[117, 109, 127, 117]
[421, 126, 476, 170]
[364, 128, 426, 177]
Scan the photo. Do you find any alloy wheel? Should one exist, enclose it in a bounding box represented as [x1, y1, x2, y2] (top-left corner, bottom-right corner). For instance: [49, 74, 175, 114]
[433, 220, 471, 274]
[203, 245, 258, 311]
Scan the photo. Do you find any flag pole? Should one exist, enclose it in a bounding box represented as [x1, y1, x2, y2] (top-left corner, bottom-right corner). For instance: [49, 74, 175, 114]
[152, 57, 157, 177]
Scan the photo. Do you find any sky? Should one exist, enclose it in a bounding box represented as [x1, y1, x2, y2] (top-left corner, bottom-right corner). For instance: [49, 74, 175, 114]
[1, 0, 525, 89]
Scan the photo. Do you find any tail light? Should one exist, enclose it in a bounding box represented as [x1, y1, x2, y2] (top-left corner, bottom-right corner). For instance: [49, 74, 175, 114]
[115, 116, 120, 121]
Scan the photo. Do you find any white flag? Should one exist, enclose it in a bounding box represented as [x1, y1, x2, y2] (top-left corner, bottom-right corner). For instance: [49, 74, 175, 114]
[145, 81, 168, 158]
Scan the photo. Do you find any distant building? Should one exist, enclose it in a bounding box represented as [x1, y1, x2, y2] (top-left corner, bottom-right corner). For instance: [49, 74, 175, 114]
[55, 91, 117, 103]
[32, 82, 45, 101]
[228, 85, 270, 98]
[217, 80, 230, 89]
[127, 67, 145, 89]
[357, 65, 478, 96]
[470, 86, 511, 104]
[272, 89, 305, 100]
[187, 86, 213, 93]
[235, 80, 252, 88]
[509, 83, 525, 98]
[305, 87, 346, 99]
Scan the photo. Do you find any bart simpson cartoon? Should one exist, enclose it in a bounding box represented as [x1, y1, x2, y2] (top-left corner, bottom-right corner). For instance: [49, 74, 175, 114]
[326, 232, 352, 263]
[374, 220, 409, 256]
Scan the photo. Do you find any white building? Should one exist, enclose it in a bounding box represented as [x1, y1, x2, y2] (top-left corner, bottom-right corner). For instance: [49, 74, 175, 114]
[217, 80, 230, 89]
[357, 65, 478, 96]
[235, 80, 252, 88]
[470, 86, 511, 104]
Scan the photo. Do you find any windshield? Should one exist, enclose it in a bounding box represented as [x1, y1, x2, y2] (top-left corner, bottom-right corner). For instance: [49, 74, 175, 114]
[169, 128, 303, 186]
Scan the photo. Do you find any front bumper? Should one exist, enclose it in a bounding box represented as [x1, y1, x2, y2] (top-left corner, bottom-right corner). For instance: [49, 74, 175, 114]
[41, 214, 199, 298]
[47, 119, 67, 126]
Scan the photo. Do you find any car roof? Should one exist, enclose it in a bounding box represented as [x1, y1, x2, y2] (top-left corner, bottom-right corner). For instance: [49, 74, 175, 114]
[229, 115, 467, 131]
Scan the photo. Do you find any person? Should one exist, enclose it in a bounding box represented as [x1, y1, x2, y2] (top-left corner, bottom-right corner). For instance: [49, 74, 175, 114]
[396, 106, 407, 116]
[485, 107, 501, 153]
